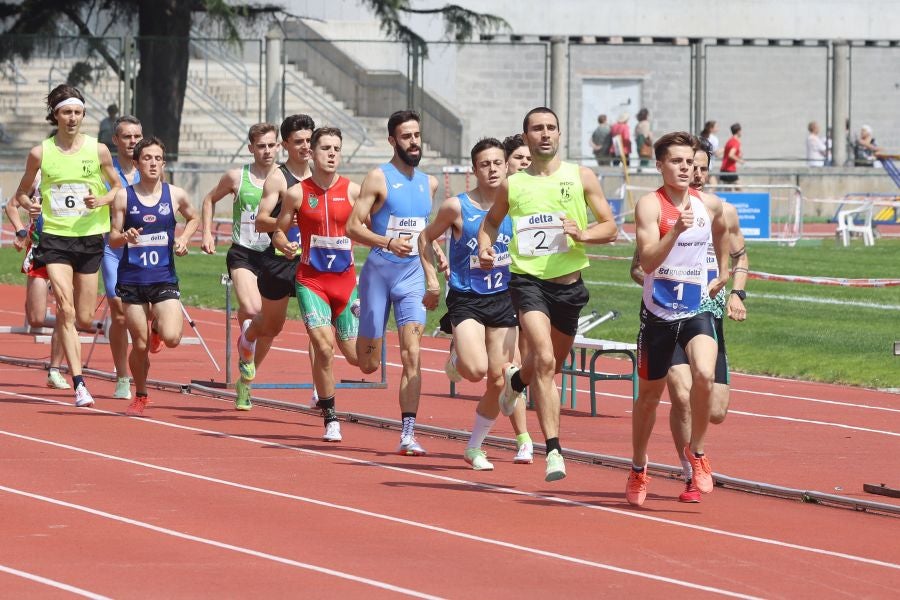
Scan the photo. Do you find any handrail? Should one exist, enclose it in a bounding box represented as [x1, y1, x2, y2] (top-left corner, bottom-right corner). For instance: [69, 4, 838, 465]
[46, 65, 107, 117]
[183, 80, 248, 161]
[188, 32, 258, 115]
[1, 60, 27, 114]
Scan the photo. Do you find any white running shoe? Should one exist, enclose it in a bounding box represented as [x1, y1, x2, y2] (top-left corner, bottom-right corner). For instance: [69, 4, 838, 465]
[323, 421, 342, 442]
[498, 363, 524, 417]
[113, 377, 132, 400]
[74, 384, 95, 408]
[397, 436, 427, 456]
[513, 442, 534, 464]
[464, 448, 494, 471]
[444, 350, 462, 383]
[46, 370, 70, 390]
[545, 449, 567, 482]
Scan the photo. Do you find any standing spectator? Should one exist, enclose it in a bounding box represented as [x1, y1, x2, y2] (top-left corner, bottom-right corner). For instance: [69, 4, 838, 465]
[700, 120, 721, 157]
[806, 121, 827, 167]
[98, 104, 118, 149]
[720, 123, 743, 186]
[634, 108, 654, 169]
[853, 125, 880, 167]
[589, 114, 611, 166]
[609, 112, 631, 166]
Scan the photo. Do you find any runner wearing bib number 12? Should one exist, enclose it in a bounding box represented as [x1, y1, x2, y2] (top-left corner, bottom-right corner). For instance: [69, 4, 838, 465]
[627, 131, 729, 507]
[479, 107, 618, 482]
[275, 127, 361, 443]
[14, 84, 122, 408]
[109, 137, 199, 417]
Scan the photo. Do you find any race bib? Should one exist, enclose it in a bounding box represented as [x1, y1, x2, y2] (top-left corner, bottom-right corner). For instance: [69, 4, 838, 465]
[238, 210, 264, 247]
[651, 264, 704, 313]
[128, 232, 170, 268]
[385, 215, 425, 256]
[515, 212, 569, 256]
[469, 252, 511, 294]
[705, 247, 718, 284]
[49, 183, 89, 217]
[309, 235, 352, 272]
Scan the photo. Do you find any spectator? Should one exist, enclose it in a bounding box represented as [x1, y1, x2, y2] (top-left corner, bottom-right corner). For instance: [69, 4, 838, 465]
[634, 108, 654, 169]
[853, 125, 880, 167]
[720, 123, 743, 187]
[98, 104, 118, 149]
[589, 114, 611, 166]
[700, 120, 722, 157]
[609, 112, 631, 166]
[806, 121, 827, 167]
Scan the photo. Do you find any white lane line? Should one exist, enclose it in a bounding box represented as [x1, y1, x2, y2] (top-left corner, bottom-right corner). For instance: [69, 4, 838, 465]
[0, 564, 111, 599]
[2, 390, 899, 574]
[0, 430, 758, 599]
[729, 388, 900, 414]
[724, 410, 899, 436]
[0, 484, 442, 600]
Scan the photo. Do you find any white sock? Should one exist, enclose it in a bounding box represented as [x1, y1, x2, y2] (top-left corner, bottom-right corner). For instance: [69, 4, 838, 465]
[467, 413, 496, 450]
[681, 458, 693, 482]
[49, 367, 60, 375]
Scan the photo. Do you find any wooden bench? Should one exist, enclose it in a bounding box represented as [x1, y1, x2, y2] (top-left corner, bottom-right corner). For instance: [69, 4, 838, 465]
[559, 335, 638, 416]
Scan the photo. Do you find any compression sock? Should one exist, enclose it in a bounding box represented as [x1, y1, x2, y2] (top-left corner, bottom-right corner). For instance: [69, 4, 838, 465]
[545, 437, 562, 455]
[467, 412, 496, 449]
[510, 370, 526, 393]
[401, 412, 416, 439]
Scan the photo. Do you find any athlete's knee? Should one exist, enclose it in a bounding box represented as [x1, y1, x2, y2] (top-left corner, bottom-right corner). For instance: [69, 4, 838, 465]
[531, 348, 556, 377]
[457, 359, 487, 383]
[399, 346, 421, 373]
[313, 342, 335, 367]
[709, 386, 730, 424]
[163, 332, 181, 348]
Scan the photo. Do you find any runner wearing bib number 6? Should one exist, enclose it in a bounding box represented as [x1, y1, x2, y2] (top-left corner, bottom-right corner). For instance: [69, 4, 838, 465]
[109, 137, 199, 417]
[478, 107, 618, 482]
[626, 132, 729, 507]
[14, 84, 122, 408]
[274, 127, 361, 443]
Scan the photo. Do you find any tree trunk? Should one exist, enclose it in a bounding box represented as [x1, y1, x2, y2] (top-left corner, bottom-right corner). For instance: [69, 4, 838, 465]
[135, 1, 192, 160]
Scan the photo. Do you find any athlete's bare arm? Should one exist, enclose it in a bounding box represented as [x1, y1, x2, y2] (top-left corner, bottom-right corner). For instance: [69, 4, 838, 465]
[347, 181, 361, 207]
[347, 167, 393, 250]
[703, 193, 729, 298]
[724, 202, 748, 320]
[172, 185, 199, 256]
[107, 188, 130, 249]
[4, 196, 28, 251]
[255, 169, 287, 233]
[565, 165, 617, 244]
[89, 143, 122, 208]
[13, 146, 42, 214]
[477, 179, 510, 269]
[271, 184, 300, 259]
[629, 249, 645, 286]
[419, 196, 462, 310]
[200, 168, 240, 254]
[636, 192, 690, 274]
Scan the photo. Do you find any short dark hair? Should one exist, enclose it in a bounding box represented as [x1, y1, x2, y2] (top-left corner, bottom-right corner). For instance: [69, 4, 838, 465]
[636, 108, 649, 122]
[653, 131, 698, 161]
[248, 122, 277, 143]
[280, 114, 315, 140]
[387, 110, 420, 137]
[114, 115, 141, 135]
[696, 137, 713, 164]
[598, 114, 607, 124]
[470, 137, 504, 165]
[45, 84, 85, 125]
[731, 122, 742, 135]
[523, 106, 559, 132]
[311, 126, 343, 148]
[502, 134, 526, 159]
[133, 136, 166, 162]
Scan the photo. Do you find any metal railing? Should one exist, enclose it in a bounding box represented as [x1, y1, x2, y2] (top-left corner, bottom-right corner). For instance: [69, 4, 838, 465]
[188, 31, 261, 119]
[183, 79, 249, 161]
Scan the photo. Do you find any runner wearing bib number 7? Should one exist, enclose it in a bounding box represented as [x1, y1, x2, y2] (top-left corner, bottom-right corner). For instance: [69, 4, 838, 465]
[273, 127, 361, 442]
[478, 107, 618, 482]
[627, 132, 729, 507]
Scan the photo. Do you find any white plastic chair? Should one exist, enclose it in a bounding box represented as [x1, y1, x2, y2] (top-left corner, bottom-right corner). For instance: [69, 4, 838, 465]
[835, 201, 875, 246]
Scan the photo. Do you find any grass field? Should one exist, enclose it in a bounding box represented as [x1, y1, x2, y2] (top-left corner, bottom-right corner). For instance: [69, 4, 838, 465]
[2, 237, 898, 388]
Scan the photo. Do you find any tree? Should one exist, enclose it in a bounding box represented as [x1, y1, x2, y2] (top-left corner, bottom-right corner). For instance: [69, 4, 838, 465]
[0, 1, 507, 158]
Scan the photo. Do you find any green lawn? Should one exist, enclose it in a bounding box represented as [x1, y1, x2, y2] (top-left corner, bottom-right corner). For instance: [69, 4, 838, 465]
[2, 237, 898, 388]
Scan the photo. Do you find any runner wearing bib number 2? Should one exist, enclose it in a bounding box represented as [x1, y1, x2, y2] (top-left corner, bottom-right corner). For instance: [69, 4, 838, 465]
[275, 127, 361, 443]
[627, 132, 729, 507]
[348, 110, 440, 456]
[14, 84, 122, 408]
[479, 107, 618, 482]
[109, 137, 199, 417]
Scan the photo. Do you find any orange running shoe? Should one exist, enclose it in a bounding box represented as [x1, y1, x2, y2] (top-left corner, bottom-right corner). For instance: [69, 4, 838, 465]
[684, 446, 714, 493]
[678, 481, 701, 503]
[149, 323, 163, 354]
[126, 395, 148, 417]
[625, 469, 650, 506]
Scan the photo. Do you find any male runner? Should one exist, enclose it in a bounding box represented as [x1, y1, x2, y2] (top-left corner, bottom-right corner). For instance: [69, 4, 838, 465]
[109, 137, 199, 416]
[236, 114, 314, 410]
[102, 115, 143, 399]
[14, 84, 121, 407]
[421, 138, 528, 470]
[274, 127, 360, 442]
[502, 134, 532, 173]
[347, 110, 439, 456]
[479, 107, 618, 481]
[201, 123, 279, 372]
[629, 139, 748, 502]
[626, 131, 729, 507]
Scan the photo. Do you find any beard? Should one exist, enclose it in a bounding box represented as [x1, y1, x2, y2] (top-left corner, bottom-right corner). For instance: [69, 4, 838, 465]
[397, 144, 422, 167]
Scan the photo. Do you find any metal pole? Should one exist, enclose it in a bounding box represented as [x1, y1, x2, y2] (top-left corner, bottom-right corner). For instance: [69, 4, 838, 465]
[550, 37, 569, 159]
[265, 27, 283, 125]
[123, 34, 133, 115]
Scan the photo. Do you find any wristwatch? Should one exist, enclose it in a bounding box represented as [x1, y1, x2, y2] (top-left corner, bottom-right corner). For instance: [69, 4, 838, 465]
[730, 289, 747, 301]
[15, 229, 28, 239]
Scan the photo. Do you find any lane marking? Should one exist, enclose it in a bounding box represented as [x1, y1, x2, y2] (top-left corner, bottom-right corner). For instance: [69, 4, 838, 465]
[0, 564, 111, 599]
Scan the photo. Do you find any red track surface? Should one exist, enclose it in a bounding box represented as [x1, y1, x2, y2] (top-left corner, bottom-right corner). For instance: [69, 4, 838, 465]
[1, 283, 899, 598]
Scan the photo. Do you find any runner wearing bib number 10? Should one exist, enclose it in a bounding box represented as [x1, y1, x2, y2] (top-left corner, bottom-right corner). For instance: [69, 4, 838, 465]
[14, 84, 122, 408]
[478, 107, 618, 482]
[627, 132, 729, 508]
[109, 137, 200, 417]
[274, 127, 361, 443]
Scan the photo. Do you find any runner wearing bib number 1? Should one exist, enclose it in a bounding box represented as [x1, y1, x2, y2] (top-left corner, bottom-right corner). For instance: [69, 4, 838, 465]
[478, 107, 618, 482]
[275, 127, 361, 442]
[14, 84, 122, 408]
[626, 132, 729, 507]
[109, 137, 199, 417]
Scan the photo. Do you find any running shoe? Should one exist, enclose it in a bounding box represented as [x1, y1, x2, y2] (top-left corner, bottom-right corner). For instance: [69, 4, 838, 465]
[74, 383, 95, 408]
[237, 319, 256, 381]
[149, 321, 164, 354]
[125, 396, 148, 417]
[684, 446, 714, 493]
[498, 363, 524, 417]
[323, 421, 342, 442]
[397, 436, 427, 456]
[678, 481, 701, 503]
[47, 370, 70, 390]
[625, 469, 650, 506]
[235, 379, 252, 411]
[464, 448, 494, 471]
[513, 442, 534, 464]
[444, 350, 462, 384]
[544, 449, 567, 482]
[113, 377, 132, 400]
[350, 298, 361, 318]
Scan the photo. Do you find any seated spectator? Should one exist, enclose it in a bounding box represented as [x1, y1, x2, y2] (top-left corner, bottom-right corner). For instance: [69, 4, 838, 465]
[853, 125, 880, 167]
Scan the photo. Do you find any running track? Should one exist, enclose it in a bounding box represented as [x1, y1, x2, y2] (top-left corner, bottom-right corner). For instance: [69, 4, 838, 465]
[1, 284, 898, 598]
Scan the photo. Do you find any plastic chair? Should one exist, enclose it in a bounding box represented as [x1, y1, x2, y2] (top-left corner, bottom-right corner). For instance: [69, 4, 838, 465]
[835, 201, 875, 246]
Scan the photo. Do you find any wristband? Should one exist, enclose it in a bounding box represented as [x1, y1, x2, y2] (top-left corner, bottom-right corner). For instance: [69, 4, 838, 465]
[386, 238, 393, 251]
[16, 229, 28, 239]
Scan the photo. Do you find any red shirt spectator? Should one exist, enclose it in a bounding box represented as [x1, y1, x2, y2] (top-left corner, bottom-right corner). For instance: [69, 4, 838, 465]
[721, 124, 742, 173]
[609, 112, 632, 157]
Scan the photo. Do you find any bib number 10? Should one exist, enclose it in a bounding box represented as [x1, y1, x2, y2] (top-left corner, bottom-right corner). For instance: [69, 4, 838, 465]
[140, 251, 159, 266]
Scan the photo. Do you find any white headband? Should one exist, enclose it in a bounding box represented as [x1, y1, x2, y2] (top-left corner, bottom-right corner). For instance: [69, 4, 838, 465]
[53, 97, 85, 112]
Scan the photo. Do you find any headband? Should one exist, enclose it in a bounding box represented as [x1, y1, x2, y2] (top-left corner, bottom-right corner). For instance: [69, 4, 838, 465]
[53, 97, 85, 112]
